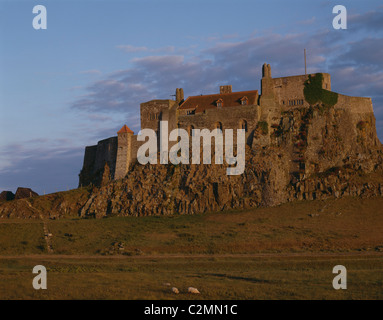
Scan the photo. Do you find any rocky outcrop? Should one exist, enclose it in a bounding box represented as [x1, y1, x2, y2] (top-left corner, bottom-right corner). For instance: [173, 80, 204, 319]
[0, 188, 90, 219]
[1, 102, 382, 219]
[14, 187, 39, 199]
[79, 147, 292, 217]
[0, 191, 15, 201]
[0, 187, 38, 202]
[79, 103, 383, 218]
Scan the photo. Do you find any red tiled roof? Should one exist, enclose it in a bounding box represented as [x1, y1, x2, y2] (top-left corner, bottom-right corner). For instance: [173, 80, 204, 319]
[117, 124, 134, 134]
[179, 90, 258, 113]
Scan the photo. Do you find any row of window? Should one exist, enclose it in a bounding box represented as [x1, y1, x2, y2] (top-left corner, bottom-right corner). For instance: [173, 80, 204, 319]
[149, 113, 160, 120]
[283, 99, 305, 106]
[187, 97, 248, 115]
[216, 96, 249, 108]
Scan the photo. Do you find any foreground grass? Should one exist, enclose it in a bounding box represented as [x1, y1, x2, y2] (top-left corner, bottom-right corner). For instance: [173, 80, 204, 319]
[0, 255, 382, 299]
[0, 196, 382, 299]
[2, 196, 382, 255]
[0, 221, 46, 255]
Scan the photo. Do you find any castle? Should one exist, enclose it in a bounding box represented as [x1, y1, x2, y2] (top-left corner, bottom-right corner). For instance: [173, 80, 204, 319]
[79, 63, 374, 187]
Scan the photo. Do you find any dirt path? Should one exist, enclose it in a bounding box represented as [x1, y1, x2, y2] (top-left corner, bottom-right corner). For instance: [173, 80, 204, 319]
[0, 251, 382, 261]
[19, 199, 54, 253]
[40, 214, 54, 254]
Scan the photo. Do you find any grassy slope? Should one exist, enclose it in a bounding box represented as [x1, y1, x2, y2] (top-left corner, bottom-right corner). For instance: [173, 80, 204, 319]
[0, 196, 382, 299]
[22, 196, 383, 255]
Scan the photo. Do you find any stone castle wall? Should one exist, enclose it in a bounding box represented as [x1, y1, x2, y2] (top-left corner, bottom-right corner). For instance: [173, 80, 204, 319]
[140, 100, 178, 133]
[178, 104, 261, 145]
[335, 94, 373, 114]
[79, 137, 117, 187]
[273, 73, 331, 110]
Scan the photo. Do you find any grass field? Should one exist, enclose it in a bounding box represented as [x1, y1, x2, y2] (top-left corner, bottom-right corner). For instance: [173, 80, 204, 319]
[0, 255, 382, 300]
[0, 196, 382, 299]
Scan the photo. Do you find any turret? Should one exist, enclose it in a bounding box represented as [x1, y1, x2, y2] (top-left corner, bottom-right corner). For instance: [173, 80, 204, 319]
[115, 124, 134, 180]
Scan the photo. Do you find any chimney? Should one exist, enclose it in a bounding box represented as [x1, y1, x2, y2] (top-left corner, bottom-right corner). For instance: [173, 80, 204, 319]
[262, 63, 271, 78]
[220, 85, 232, 94]
[176, 88, 184, 104]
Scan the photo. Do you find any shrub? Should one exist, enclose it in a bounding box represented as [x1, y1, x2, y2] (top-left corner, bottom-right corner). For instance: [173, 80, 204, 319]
[304, 73, 338, 107]
[356, 121, 368, 130]
[257, 121, 268, 135]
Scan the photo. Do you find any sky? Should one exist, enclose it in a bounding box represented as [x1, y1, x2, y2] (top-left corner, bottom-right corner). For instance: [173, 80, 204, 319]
[0, 0, 382, 194]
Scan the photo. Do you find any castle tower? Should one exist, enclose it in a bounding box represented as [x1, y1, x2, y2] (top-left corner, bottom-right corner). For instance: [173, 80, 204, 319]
[115, 124, 134, 180]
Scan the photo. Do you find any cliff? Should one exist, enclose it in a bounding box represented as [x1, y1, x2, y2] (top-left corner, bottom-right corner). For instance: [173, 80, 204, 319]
[78, 100, 383, 218]
[1, 98, 382, 219]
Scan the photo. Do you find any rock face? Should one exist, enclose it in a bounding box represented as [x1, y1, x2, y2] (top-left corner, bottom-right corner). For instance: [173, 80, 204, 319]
[0, 188, 39, 202]
[0, 191, 15, 202]
[14, 187, 39, 200]
[1, 93, 383, 219]
[0, 188, 90, 219]
[79, 103, 383, 218]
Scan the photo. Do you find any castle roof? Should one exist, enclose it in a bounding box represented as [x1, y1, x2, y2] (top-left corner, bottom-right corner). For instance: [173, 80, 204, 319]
[117, 124, 134, 134]
[179, 90, 258, 113]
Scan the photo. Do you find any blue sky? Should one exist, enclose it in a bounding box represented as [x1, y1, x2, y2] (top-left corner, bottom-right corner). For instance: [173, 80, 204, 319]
[0, 0, 382, 194]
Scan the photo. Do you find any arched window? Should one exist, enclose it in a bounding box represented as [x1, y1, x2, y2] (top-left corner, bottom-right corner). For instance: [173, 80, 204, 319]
[214, 122, 223, 131]
[216, 98, 223, 108]
[187, 125, 195, 137]
[239, 120, 248, 132]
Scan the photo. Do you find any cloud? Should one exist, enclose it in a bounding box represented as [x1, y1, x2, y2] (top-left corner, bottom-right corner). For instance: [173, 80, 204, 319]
[298, 17, 316, 25]
[0, 146, 83, 195]
[336, 38, 383, 69]
[72, 26, 383, 142]
[116, 45, 148, 53]
[0, 139, 80, 172]
[0, 139, 85, 194]
[80, 69, 102, 75]
[349, 8, 383, 32]
[116, 45, 176, 54]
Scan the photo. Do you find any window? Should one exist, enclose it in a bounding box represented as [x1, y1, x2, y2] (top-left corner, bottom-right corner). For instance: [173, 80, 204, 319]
[240, 96, 248, 105]
[239, 120, 248, 132]
[149, 113, 160, 120]
[288, 99, 304, 106]
[216, 98, 223, 108]
[188, 125, 195, 136]
[214, 122, 223, 131]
